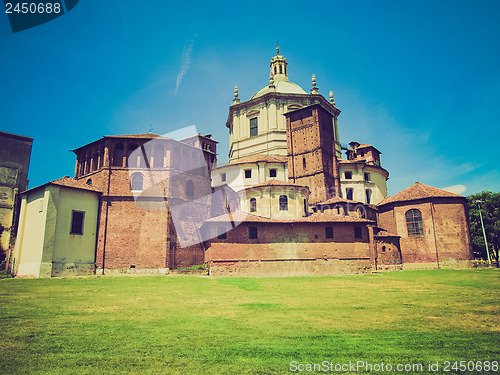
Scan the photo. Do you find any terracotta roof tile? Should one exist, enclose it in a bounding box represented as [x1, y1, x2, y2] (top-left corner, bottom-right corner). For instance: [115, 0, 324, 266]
[23, 176, 102, 195]
[374, 230, 400, 238]
[314, 196, 363, 205]
[103, 133, 166, 139]
[377, 182, 462, 206]
[50, 177, 102, 192]
[204, 211, 373, 224]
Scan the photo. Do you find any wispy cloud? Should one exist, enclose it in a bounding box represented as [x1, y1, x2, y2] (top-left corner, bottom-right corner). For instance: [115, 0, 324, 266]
[175, 39, 195, 94]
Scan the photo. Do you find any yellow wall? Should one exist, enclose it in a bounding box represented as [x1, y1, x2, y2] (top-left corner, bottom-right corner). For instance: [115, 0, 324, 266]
[12, 185, 99, 278]
[12, 189, 47, 277]
[339, 164, 388, 204]
[229, 96, 338, 161]
[239, 186, 307, 220]
[212, 161, 287, 192]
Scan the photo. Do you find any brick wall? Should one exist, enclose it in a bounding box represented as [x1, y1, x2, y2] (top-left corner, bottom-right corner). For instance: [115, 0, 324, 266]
[286, 104, 340, 204]
[75, 136, 213, 272]
[377, 198, 473, 266]
[204, 221, 373, 276]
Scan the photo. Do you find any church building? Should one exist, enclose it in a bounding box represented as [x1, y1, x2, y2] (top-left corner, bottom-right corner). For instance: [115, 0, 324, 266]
[10, 47, 473, 277]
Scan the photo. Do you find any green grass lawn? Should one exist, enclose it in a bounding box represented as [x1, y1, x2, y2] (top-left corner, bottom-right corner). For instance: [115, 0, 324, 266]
[0, 269, 499, 374]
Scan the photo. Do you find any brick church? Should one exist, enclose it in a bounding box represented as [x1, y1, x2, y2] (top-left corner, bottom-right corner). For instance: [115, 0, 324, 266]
[10, 48, 473, 277]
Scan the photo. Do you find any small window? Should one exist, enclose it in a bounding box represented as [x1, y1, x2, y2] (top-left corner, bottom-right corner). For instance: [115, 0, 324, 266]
[186, 180, 194, 199]
[364, 173, 370, 181]
[244, 169, 252, 179]
[344, 171, 352, 179]
[86, 178, 92, 186]
[382, 246, 386, 253]
[279, 195, 288, 211]
[221, 173, 226, 182]
[249, 226, 258, 239]
[131, 173, 143, 191]
[354, 227, 362, 239]
[250, 117, 258, 137]
[250, 198, 257, 212]
[70, 211, 85, 235]
[406, 209, 424, 236]
[217, 227, 227, 240]
[302, 157, 306, 169]
[346, 188, 353, 201]
[270, 169, 277, 178]
[325, 227, 333, 239]
[365, 189, 372, 204]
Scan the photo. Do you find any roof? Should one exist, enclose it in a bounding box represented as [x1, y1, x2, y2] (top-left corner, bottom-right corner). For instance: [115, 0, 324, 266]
[239, 179, 308, 192]
[251, 79, 307, 99]
[229, 154, 287, 165]
[0, 130, 33, 142]
[23, 176, 102, 195]
[377, 182, 463, 206]
[374, 230, 400, 238]
[204, 211, 374, 224]
[314, 196, 363, 206]
[103, 133, 165, 139]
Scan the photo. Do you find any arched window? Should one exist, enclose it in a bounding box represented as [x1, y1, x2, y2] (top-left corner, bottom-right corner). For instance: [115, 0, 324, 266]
[303, 157, 306, 169]
[406, 209, 423, 236]
[279, 195, 288, 211]
[250, 198, 257, 212]
[131, 173, 143, 191]
[279, 65, 283, 74]
[113, 144, 124, 167]
[186, 180, 194, 199]
[86, 178, 92, 186]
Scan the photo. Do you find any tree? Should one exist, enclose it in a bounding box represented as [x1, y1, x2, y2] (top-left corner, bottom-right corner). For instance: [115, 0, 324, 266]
[467, 191, 500, 262]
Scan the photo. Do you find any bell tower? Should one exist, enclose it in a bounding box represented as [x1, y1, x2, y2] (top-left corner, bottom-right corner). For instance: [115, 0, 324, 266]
[285, 102, 341, 204]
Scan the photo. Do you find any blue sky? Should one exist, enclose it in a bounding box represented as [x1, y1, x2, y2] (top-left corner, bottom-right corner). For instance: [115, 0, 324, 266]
[1, 0, 499, 196]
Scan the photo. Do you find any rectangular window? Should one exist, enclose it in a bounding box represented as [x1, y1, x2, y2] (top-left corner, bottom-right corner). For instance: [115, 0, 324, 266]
[249, 226, 258, 239]
[346, 188, 354, 201]
[354, 226, 362, 239]
[250, 118, 258, 137]
[250, 198, 257, 212]
[364, 173, 370, 181]
[217, 227, 227, 240]
[70, 211, 85, 235]
[344, 171, 352, 179]
[244, 169, 252, 179]
[365, 189, 372, 204]
[221, 173, 226, 182]
[270, 169, 277, 178]
[325, 226, 333, 239]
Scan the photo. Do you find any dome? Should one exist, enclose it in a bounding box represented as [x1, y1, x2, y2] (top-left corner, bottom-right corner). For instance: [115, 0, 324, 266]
[251, 80, 307, 99]
[250, 47, 308, 99]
